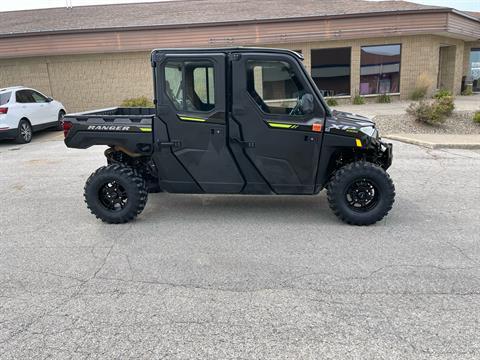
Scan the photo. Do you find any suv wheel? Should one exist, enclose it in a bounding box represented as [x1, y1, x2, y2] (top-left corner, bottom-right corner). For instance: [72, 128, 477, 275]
[84, 164, 148, 223]
[56, 111, 65, 131]
[327, 161, 395, 225]
[16, 120, 32, 144]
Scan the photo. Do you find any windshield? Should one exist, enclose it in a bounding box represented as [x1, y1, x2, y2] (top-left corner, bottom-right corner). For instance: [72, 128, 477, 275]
[0, 92, 11, 106]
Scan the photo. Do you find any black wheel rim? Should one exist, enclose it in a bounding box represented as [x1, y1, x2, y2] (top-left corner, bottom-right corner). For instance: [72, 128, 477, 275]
[20, 123, 32, 142]
[99, 181, 128, 211]
[345, 178, 379, 212]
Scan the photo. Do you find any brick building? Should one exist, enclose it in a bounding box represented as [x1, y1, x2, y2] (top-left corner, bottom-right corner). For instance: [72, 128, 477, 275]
[0, 0, 479, 112]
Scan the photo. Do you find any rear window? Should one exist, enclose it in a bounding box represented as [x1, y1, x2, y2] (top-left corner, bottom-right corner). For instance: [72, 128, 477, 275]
[0, 92, 11, 106]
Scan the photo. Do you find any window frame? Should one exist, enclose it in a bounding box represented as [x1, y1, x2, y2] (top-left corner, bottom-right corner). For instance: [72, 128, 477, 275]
[15, 90, 35, 104]
[30, 90, 49, 103]
[359, 43, 402, 95]
[245, 58, 317, 121]
[163, 59, 217, 114]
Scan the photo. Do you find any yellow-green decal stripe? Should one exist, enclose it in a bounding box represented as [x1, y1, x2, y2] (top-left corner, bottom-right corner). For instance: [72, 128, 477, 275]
[139, 127, 152, 132]
[267, 122, 293, 129]
[179, 116, 206, 122]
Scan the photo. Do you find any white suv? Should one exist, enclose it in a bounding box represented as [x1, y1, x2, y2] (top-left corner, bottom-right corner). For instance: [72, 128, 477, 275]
[0, 86, 66, 143]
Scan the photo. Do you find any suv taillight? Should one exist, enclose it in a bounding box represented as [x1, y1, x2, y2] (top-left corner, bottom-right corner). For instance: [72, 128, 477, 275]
[0, 107, 8, 114]
[63, 120, 73, 137]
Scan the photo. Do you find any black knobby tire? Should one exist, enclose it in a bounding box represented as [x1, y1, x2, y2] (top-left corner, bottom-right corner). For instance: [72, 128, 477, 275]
[15, 119, 32, 144]
[56, 110, 65, 131]
[84, 164, 148, 224]
[327, 161, 395, 225]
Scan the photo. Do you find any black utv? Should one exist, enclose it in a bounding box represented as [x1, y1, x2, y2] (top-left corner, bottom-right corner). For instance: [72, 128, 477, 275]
[64, 48, 395, 225]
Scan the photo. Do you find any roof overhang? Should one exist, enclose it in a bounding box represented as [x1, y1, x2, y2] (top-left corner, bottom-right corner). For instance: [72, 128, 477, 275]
[0, 9, 478, 59]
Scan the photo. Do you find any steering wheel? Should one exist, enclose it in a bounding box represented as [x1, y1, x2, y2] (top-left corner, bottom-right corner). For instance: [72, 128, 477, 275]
[289, 94, 302, 116]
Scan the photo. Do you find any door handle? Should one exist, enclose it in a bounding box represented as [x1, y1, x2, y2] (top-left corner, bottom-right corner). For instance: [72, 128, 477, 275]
[156, 140, 182, 148]
[231, 138, 255, 148]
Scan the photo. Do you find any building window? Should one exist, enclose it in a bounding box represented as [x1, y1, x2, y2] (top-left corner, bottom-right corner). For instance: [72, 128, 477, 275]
[246, 60, 306, 116]
[164, 60, 215, 112]
[311, 47, 351, 97]
[360, 44, 401, 95]
[470, 48, 480, 92]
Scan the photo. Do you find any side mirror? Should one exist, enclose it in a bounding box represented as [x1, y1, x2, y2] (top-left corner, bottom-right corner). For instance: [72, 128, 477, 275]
[46, 97, 53, 102]
[299, 93, 314, 115]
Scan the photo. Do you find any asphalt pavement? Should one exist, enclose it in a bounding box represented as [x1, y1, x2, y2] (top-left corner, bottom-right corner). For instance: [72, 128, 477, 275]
[0, 131, 479, 359]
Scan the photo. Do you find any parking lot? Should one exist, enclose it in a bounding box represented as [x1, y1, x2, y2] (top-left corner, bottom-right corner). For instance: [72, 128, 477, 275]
[0, 131, 479, 359]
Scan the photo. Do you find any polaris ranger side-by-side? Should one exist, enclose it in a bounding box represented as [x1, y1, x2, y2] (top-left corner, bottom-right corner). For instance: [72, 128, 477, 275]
[64, 48, 395, 225]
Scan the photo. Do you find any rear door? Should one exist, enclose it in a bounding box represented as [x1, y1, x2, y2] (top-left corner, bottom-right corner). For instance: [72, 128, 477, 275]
[230, 52, 325, 194]
[153, 52, 244, 193]
[15, 90, 41, 126]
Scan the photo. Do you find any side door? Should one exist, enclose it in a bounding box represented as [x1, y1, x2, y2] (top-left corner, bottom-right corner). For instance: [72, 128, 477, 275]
[30, 90, 56, 126]
[153, 52, 244, 193]
[230, 53, 325, 194]
[15, 90, 40, 126]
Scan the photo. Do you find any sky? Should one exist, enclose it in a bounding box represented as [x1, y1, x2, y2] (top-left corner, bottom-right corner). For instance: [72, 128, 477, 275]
[0, 0, 478, 12]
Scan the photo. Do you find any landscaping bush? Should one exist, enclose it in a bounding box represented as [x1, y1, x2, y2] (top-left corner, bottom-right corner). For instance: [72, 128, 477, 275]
[434, 89, 452, 99]
[436, 96, 454, 117]
[121, 96, 154, 107]
[326, 98, 338, 107]
[377, 94, 391, 103]
[408, 73, 433, 100]
[352, 94, 365, 105]
[474, 111, 480, 124]
[462, 87, 473, 96]
[406, 96, 455, 126]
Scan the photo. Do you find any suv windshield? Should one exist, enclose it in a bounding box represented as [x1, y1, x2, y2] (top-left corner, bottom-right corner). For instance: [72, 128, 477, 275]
[0, 92, 11, 106]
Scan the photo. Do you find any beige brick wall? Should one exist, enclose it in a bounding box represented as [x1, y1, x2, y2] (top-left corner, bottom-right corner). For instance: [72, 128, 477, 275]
[0, 34, 471, 112]
[0, 52, 153, 112]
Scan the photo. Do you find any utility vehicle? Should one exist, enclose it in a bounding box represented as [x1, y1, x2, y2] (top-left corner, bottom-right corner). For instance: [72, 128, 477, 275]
[64, 48, 395, 225]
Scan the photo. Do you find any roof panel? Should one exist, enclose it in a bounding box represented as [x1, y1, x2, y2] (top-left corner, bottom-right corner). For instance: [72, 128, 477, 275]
[0, 0, 449, 36]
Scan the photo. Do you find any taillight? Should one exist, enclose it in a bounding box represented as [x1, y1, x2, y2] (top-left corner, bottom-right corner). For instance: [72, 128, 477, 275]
[63, 120, 73, 137]
[0, 107, 8, 114]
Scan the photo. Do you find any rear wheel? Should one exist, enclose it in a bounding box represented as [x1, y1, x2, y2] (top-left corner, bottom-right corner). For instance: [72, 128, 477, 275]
[84, 164, 148, 223]
[56, 110, 65, 131]
[15, 119, 32, 144]
[327, 161, 395, 225]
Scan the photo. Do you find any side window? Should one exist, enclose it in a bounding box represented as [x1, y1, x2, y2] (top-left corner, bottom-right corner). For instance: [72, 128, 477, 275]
[0, 92, 11, 106]
[164, 60, 215, 112]
[16, 90, 29, 103]
[247, 60, 306, 116]
[165, 62, 183, 111]
[31, 91, 48, 103]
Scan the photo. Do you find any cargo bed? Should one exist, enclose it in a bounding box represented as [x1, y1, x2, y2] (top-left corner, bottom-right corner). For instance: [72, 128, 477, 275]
[63, 107, 154, 154]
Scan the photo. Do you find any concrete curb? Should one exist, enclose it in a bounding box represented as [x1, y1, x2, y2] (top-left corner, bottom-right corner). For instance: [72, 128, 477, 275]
[384, 135, 480, 150]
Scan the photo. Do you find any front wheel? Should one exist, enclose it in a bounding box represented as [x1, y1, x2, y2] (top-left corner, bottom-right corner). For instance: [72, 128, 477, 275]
[56, 110, 65, 131]
[327, 161, 395, 225]
[84, 164, 148, 223]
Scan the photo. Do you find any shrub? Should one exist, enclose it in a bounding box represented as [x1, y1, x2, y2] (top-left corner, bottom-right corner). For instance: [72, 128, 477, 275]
[462, 87, 473, 96]
[436, 96, 454, 117]
[434, 89, 452, 99]
[353, 94, 365, 105]
[407, 101, 441, 125]
[121, 96, 154, 107]
[377, 93, 391, 103]
[409, 72, 433, 100]
[406, 96, 455, 126]
[473, 111, 480, 124]
[326, 98, 338, 107]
